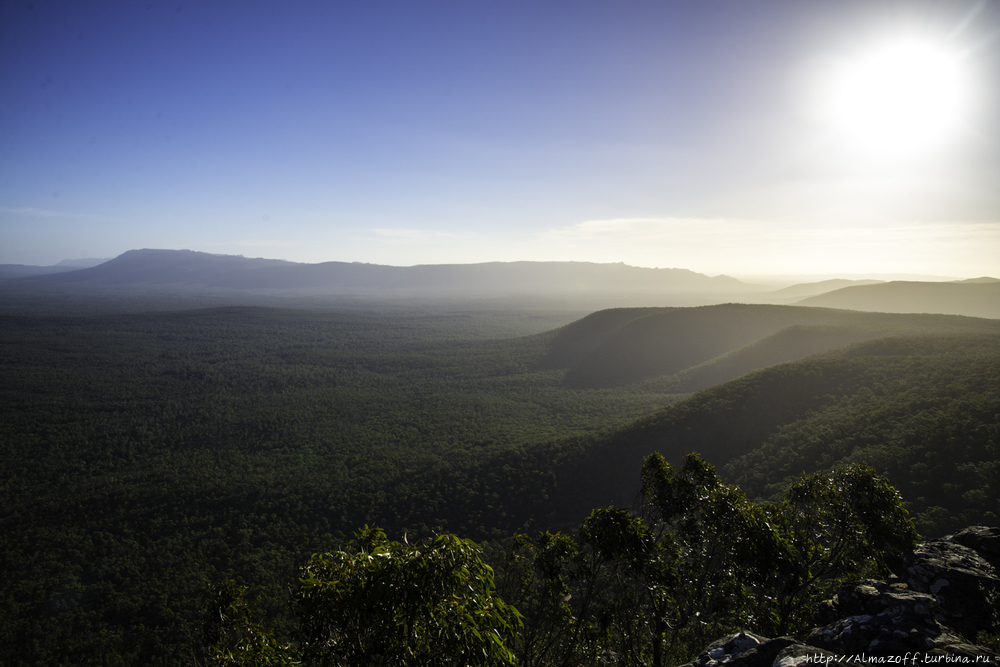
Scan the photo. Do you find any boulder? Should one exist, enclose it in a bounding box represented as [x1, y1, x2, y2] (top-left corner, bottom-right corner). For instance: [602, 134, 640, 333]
[806, 579, 973, 655]
[904, 535, 1000, 640]
[681, 527, 1000, 665]
[678, 631, 836, 667]
[950, 525, 1000, 570]
[808, 609, 962, 655]
[813, 579, 936, 624]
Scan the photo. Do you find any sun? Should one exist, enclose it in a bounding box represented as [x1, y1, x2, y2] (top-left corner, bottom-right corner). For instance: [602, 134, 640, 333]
[822, 38, 968, 159]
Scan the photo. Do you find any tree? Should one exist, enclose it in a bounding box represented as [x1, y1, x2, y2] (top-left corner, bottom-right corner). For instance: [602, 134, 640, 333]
[202, 579, 301, 667]
[767, 462, 920, 632]
[499, 511, 672, 667]
[202, 459, 918, 667]
[499, 530, 607, 667]
[638, 453, 778, 660]
[293, 526, 521, 667]
[579, 506, 676, 667]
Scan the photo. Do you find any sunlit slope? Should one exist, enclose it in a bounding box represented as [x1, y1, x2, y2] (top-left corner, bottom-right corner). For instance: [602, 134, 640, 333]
[766, 278, 884, 301]
[656, 324, 885, 393]
[797, 280, 1000, 319]
[546, 334, 1000, 536]
[542, 303, 1000, 389]
[725, 337, 1000, 536]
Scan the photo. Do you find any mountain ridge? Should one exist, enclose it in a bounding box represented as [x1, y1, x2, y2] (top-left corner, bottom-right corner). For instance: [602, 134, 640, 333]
[796, 280, 1000, 319]
[16, 248, 755, 295]
[767, 278, 885, 300]
[540, 332, 1000, 536]
[542, 304, 1000, 389]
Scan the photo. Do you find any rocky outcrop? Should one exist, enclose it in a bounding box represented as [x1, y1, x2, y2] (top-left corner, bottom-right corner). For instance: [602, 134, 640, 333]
[679, 631, 838, 667]
[949, 525, 1000, 570]
[679, 527, 1000, 666]
[903, 526, 1000, 642]
[807, 579, 985, 657]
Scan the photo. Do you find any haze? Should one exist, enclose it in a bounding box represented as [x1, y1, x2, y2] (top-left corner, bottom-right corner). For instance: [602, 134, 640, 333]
[2, 0, 998, 278]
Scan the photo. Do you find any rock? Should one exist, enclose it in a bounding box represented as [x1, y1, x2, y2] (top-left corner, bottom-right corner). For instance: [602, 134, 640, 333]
[950, 525, 1000, 570]
[806, 579, 965, 655]
[724, 637, 804, 667]
[678, 631, 834, 667]
[904, 536, 1000, 640]
[772, 643, 841, 666]
[806, 608, 967, 656]
[682, 527, 1000, 666]
[818, 579, 938, 618]
[683, 631, 764, 666]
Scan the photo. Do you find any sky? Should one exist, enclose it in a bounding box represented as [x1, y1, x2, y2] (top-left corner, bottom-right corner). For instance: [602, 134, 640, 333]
[2, 0, 999, 278]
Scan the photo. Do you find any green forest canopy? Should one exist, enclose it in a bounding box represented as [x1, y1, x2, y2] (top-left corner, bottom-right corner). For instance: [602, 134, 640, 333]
[1, 302, 998, 664]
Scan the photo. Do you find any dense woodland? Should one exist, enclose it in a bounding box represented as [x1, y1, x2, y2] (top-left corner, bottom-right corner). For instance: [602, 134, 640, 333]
[2, 300, 999, 665]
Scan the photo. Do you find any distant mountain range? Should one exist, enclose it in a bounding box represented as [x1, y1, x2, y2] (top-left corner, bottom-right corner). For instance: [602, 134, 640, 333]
[9, 248, 756, 295]
[798, 280, 1000, 319]
[0, 257, 109, 278]
[766, 278, 885, 300]
[3, 249, 997, 318]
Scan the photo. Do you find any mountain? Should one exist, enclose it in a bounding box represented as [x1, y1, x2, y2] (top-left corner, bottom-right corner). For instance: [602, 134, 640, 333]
[3, 297, 998, 662]
[0, 263, 80, 279]
[541, 303, 1000, 389]
[796, 281, 1000, 319]
[954, 276, 1000, 284]
[20, 248, 755, 296]
[0, 257, 110, 280]
[544, 333, 1000, 536]
[53, 258, 111, 268]
[767, 278, 885, 300]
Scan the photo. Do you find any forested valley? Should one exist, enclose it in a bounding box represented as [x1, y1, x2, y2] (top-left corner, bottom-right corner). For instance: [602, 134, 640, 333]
[2, 301, 999, 665]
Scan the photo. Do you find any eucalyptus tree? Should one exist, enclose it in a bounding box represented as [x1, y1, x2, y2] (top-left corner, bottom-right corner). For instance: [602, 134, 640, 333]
[294, 527, 521, 667]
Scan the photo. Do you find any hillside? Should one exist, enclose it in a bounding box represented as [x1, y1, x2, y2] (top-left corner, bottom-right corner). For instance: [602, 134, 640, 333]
[797, 280, 1000, 319]
[0, 263, 80, 279]
[0, 305, 681, 664]
[542, 333, 999, 536]
[0, 258, 109, 280]
[541, 303, 1000, 389]
[3, 301, 999, 662]
[956, 276, 1000, 284]
[19, 248, 755, 296]
[766, 278, 884, 301]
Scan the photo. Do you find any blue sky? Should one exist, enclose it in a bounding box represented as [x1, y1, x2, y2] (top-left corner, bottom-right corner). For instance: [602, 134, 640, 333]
[2, 0, 998, 277]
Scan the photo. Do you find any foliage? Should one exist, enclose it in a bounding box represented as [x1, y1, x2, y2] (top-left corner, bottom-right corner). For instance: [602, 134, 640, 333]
[498, 530, 606, 666]
[212, 455, 913, 667]
[0, 306, 673, 664]
[724, 337, 1000, 535]
[639, 454, 776, 650]
[578, 505, 680, 667]
[293, 526, 520, 667]
[555, 334, 1000, 535]
[0, 302, 995, 663]
[767, 463, 919, 632]
[499, 454, 919, 666]
[203, 580, 300, 666]
[548, 304, 1000, 389]
[976, 630, 1000, 654]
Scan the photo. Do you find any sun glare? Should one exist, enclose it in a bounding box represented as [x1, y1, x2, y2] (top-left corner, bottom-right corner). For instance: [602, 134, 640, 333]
[822, 38, 968, 159]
